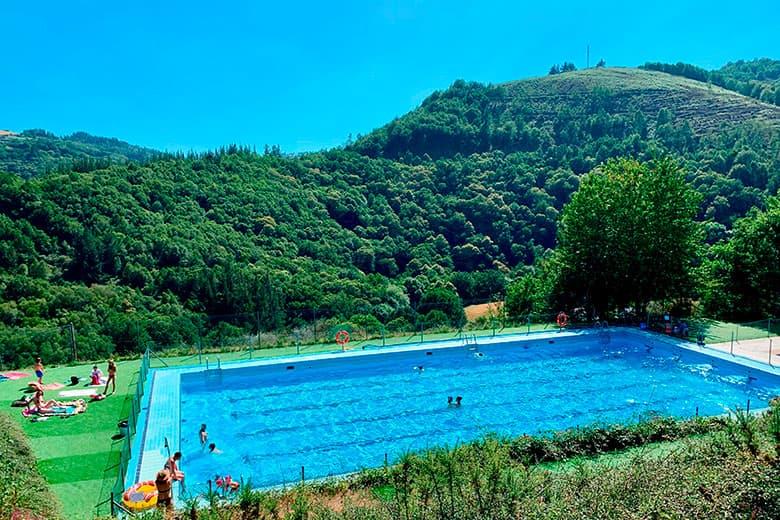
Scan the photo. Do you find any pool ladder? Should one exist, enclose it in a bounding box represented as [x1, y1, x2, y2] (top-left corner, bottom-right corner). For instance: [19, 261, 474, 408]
[462, 334, 478, 347]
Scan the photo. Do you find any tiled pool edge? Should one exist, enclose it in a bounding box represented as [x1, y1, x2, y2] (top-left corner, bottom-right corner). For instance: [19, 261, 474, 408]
[128, 370, 182, 488]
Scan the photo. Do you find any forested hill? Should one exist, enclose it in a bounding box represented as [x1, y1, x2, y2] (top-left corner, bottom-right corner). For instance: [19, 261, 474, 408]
[641, 58, 780, 106]
[1, 64, 780, 367]
[352, 67, 780, 160]
[0, 129, 160, 178]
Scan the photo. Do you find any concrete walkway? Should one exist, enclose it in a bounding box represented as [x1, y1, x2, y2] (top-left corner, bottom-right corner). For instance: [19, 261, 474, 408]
[707, 336, 780, 365]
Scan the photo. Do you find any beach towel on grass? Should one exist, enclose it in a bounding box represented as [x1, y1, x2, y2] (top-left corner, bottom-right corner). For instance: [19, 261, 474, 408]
[1, 371, 30, 380]
[58, 389, 100, 397]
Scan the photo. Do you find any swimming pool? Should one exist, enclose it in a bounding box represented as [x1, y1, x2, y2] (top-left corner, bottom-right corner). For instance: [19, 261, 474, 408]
[130, 329, 780, 493]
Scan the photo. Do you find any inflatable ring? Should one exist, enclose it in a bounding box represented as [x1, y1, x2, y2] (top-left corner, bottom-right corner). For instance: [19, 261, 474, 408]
[122, 481, 157, 512]
[556, 312, 569, 328]
[335, 330, 350, 346]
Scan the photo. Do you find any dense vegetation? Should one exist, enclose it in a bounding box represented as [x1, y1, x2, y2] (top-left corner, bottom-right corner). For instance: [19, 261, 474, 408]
[0, 129, 160, 179]
[1, 66, 780, 368]
[127, 406, 780, 519]
[0, 412, 62, 519]
[642, 58, 780, 106]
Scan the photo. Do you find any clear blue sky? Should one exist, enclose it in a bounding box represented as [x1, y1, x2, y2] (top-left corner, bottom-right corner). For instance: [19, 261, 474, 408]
[2, 1, 778, 153]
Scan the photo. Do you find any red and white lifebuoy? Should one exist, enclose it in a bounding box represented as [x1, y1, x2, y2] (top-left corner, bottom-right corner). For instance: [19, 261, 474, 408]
[335, 330, 350, 346]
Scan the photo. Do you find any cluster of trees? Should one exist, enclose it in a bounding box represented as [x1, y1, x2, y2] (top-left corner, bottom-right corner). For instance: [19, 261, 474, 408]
[642, 59, 780, 106]
[505, 158, 779, 323]
[1, 64, 779, 368]
[548, 62, 577, 75]
[0, 129, 159, 179]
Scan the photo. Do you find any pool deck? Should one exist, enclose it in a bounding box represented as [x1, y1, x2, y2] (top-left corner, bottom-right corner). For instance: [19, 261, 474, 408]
[127, 327, 780, 492]
[707, 335, 780, 366]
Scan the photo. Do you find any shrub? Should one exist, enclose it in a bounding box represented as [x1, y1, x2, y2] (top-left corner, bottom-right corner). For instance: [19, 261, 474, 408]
[0, 413, 61, 519]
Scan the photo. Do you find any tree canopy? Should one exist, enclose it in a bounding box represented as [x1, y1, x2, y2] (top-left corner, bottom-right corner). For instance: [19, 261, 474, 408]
[552, 158, 702, 317]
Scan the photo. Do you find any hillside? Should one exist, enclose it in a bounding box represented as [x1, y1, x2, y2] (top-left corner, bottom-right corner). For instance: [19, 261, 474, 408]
[1, 64, 780, 368]
[642, 58, 780, 106]
[353, 67, 780, 160]
[504, 67, 780, 135]
[0, 129, 160, 178]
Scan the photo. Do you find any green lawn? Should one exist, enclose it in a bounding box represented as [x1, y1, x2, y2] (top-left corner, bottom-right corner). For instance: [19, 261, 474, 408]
[0, 359, 139, 519]
[692, 318, 775, 343]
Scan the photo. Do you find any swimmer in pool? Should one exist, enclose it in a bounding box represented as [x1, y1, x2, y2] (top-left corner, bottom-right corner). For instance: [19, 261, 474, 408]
[208, 443, 222, 454]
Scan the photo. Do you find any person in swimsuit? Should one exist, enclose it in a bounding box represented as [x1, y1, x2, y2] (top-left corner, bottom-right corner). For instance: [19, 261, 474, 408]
[34, 358, 44, 384]
[29, 388, 62, 412]
[103, 359, 116, 395]
[164, 452, 185, 481]
[155, 469, 174, 513]
[199, 424, 208, 448]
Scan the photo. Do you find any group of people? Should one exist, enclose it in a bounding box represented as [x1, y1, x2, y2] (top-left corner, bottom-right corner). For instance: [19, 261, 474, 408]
[32, 357, 117, 395]
[21, 357, 116, 416]
[89, 359, 117, 394]
[155, 452, 184, 512]
[153, 424, 230, 511]
[199, 423, 223, 454]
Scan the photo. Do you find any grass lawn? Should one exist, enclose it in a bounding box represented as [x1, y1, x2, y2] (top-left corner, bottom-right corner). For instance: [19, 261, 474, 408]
[0, 359, 140, 519]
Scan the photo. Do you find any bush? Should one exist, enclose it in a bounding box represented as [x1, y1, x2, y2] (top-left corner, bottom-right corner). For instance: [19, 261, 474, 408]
[0, 413, 61, 519]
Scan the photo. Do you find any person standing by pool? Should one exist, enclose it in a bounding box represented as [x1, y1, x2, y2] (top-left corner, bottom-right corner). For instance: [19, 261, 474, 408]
[103, 359, 116, 395]
[34, 358, 44, 384]
[155, 469, 173, 514]
[199, 424, 208, 449]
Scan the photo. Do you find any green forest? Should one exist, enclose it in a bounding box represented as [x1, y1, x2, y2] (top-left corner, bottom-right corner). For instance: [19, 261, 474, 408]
[1, 63, 779, 368]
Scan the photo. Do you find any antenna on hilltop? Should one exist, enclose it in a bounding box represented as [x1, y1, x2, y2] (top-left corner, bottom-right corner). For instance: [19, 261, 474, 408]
[586, 44, 590, 68]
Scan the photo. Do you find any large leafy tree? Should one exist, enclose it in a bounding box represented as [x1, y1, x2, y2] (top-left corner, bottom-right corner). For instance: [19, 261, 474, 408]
[701, 197, 780, 319]
[552, 158, 702, 317]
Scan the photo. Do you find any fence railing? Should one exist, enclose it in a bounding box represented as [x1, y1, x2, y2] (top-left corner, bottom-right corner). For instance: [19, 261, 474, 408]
[138, 312, 586, 370]
[96, 348, 151, 517]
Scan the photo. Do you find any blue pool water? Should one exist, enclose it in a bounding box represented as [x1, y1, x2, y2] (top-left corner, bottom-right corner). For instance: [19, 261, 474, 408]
[175, 332, 780, 490]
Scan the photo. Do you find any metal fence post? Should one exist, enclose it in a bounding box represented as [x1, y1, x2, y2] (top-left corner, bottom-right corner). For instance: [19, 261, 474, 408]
[730, 331, 734, 355]
[769, 338, 774, 366]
